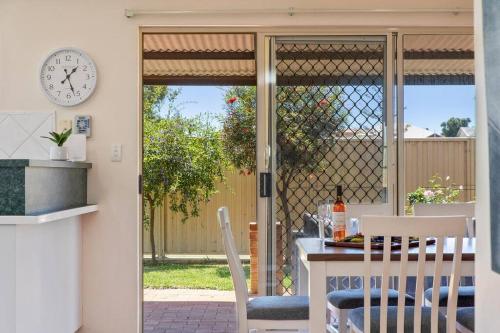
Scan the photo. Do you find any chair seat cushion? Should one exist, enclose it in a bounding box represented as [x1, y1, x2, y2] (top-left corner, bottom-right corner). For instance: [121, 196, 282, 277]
[457, 307, 474, 331]
[348, 306, 447, 333]
[246, 296, 309, 320]
[424, 286, 475, 307]
[327, 288, 415, 309]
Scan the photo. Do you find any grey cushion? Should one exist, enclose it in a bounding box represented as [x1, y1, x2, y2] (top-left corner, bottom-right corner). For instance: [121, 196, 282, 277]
[349, 306, 447, 333]
[246, 296, 309, 320]
[327, 288, 415, 309]
[424, 286, 475, 307]
[457, 307, 474, 331]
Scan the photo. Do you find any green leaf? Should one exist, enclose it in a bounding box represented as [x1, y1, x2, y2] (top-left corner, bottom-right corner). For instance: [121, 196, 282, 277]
[142, 86, 228, 223]
[41, 128, 72, 146]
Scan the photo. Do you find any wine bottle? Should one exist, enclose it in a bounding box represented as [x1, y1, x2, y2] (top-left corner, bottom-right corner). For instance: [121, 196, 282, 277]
[333, 185, 346, 241]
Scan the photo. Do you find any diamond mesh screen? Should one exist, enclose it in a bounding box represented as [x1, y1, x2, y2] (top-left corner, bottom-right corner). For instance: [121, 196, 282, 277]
[273, 38, 387, 295]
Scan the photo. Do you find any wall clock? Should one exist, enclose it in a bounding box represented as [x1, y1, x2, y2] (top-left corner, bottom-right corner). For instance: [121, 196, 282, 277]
[40, 48, 97, 106]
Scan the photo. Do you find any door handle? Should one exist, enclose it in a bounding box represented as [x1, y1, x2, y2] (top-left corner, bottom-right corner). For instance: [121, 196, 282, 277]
[259, 172, 272, 197]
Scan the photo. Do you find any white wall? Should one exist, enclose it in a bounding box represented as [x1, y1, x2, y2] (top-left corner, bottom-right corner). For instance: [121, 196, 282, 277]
[474, 0, 500, 331]
[0, 0, 472, 332]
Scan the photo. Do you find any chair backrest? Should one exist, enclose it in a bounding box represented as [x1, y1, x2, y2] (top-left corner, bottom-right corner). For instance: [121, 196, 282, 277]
[414, 203, 475, 236]
[360, 215, 467, 333]
[414, 203, 475, 218]
[217, 207, 249, 314]
[346, 204, 393, 221]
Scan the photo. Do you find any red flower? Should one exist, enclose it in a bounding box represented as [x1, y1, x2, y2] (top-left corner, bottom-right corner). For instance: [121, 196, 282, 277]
[318, 99, 329, 107]
[242, 128, 249, 133]
[227, 97, 238, 104]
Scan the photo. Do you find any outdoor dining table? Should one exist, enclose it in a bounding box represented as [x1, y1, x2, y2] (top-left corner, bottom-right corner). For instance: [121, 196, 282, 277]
[295, 237, 476, 333]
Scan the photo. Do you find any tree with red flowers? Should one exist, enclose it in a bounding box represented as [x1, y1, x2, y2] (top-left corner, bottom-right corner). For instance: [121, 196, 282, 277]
[143, 85, 228, 263]
[222, 85, 346, 258]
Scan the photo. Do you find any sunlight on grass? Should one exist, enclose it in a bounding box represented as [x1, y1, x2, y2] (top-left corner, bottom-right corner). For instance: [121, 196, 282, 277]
[143, 263, 250, 291]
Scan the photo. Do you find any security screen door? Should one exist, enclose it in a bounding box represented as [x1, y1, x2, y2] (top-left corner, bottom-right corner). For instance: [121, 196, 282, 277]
[267, 36, 394, 295]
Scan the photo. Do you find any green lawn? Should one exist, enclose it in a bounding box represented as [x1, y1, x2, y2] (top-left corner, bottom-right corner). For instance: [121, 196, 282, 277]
[143, 263, 250, 290]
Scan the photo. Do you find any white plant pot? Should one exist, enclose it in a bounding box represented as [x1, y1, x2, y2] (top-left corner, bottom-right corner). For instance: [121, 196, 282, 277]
[50, 146, 68, 161]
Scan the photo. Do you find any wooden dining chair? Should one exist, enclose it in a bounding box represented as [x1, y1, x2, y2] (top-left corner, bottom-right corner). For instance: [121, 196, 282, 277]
[217, 207, 309, 333]
[326, 204, 401, 333]
[414, 203, 475, 309]
[414, 203, 475, 237]
[348, 215, 467, 333]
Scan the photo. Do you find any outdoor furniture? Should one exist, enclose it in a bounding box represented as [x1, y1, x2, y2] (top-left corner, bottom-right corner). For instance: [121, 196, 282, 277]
[217, 207, 309, 333]
[303, 213, 332, 238]
[348, 215, 467, 333]
[295, 232, 475, 332]
[456, 307, 475, 333]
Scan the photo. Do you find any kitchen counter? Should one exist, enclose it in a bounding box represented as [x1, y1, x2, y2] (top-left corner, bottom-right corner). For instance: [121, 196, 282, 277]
[0, 160, 96, 333]
[0, 159, 92, 215]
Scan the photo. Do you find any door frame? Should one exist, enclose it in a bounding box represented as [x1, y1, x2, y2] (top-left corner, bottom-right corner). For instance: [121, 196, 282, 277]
[137, 27, 474, 319]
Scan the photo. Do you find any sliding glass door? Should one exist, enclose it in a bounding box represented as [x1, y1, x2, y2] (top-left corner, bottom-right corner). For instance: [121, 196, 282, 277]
[265, 35, 395, 295]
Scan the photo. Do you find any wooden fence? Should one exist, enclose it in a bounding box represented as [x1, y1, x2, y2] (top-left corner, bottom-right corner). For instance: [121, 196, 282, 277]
[143, 169, 257, 256]
[404, 138, 475, 202]
[143, 138, 475, 255]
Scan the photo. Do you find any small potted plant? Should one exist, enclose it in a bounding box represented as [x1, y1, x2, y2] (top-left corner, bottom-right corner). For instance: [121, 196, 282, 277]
[41, 128, 72, 160]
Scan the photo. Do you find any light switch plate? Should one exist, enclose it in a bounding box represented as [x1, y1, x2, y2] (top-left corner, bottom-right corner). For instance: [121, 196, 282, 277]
[111, 144, 122, 162]
[58, 119, 72, 132]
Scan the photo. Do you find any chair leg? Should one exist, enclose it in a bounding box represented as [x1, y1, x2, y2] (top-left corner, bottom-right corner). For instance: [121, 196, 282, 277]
[328, 306, 349, 333]
[338, 309, 349, 333]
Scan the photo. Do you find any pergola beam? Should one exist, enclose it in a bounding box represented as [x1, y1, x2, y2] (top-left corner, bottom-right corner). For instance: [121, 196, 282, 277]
[143, 51, 255, 60]
[403, 50, 474, 60]
[143, 49, 472, 61]
[144, 74, 474, 86]
[143, 75, 256, 86]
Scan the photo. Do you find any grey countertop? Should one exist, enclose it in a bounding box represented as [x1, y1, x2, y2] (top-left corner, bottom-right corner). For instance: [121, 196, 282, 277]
[0, 159, 92, 169]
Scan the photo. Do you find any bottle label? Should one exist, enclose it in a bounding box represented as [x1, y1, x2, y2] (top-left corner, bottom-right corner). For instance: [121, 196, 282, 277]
[333, 212, 346, 226]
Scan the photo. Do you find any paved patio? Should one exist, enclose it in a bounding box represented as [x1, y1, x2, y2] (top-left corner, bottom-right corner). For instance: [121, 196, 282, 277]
[143, 289, 237, 333]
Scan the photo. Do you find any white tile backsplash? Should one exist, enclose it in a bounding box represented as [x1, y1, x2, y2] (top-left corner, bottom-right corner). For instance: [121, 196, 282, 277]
[0, 111, 55, 159]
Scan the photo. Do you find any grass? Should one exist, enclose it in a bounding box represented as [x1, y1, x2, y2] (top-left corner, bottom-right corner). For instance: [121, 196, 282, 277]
[143, 263, 250, 291]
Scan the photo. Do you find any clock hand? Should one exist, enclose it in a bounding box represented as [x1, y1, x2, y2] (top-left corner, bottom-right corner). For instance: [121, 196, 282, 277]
[61, 67, 78, 86]
[61, 68, 69, 84]
[67, 77, 75, 96]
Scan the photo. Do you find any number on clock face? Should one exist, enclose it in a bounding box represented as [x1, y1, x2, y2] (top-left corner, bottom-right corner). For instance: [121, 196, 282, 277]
[40, 48, 97, 106]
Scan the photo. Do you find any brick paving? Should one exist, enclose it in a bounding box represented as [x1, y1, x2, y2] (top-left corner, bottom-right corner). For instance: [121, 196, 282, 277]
[143, 289, 237, 333]
[143, 301, 237, 333]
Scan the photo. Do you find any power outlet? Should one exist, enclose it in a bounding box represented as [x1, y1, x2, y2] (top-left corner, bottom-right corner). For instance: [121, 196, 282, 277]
[111, 144, 122, 162]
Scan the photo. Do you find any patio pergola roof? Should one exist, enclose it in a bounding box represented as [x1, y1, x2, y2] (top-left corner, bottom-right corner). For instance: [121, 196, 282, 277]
[143, 33, 474, 86]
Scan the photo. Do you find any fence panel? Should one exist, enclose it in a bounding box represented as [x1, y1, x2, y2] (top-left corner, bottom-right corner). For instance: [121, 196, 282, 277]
[143, 170, 256, 256]
[404, 138, 475, 202]
[144, 138, 475, 255]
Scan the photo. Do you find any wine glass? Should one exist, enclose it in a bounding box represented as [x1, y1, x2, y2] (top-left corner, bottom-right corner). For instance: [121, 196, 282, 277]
[348, 218, 360, 236]
[317, 199, 332, 243]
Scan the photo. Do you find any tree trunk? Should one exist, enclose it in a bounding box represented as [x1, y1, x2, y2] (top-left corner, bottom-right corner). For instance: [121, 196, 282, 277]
[276, 170, 295, 264]
[148, 199, 157, 265]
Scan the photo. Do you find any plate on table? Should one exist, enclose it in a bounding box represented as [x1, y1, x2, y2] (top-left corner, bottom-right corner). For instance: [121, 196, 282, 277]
[324, 234, 436, 249]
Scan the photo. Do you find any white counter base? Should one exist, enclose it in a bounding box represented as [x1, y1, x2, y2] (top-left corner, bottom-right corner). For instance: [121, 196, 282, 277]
[0, 206, 97, 333]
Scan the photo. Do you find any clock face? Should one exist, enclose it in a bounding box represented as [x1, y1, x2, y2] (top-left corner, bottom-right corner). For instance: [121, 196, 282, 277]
[40, 48, 97, 106]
